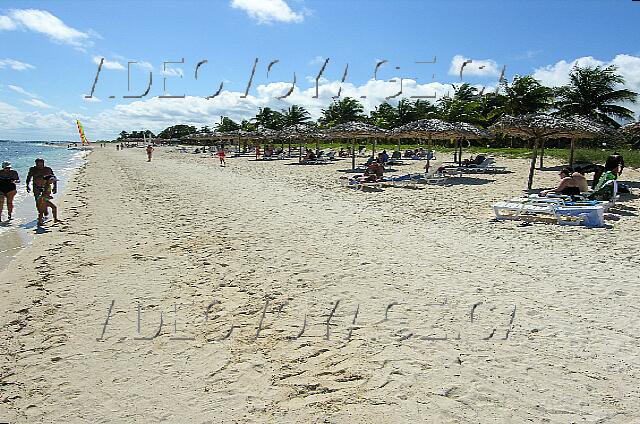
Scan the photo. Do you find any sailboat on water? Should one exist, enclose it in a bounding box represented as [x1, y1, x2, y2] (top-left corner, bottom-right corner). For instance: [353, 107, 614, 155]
[69, 119, 93, 150]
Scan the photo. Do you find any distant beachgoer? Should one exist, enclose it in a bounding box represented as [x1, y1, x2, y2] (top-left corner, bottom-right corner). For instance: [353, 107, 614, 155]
[217, 148, 226, 166]
[27, 158, 56, 221]
[0, 161, 20, 222]
[36, 175, 60, 226]
[362, 161, 384, 181]
[302, 148, 316, 163]
[540, 167, 580, 196]
[255, 145, 261, 160]
[146, 144, 154, 162]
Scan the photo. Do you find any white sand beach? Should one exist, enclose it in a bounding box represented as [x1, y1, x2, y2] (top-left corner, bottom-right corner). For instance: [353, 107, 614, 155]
[1, 147, 639, 423]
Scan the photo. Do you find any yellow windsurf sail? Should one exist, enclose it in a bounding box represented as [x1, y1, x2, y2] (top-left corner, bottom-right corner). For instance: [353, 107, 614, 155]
[76, 120, 89, 146]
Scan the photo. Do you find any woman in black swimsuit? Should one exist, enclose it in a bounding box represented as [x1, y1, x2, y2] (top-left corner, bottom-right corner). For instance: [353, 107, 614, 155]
[540, 167, 580, 197]
[0, 161, 20, 222]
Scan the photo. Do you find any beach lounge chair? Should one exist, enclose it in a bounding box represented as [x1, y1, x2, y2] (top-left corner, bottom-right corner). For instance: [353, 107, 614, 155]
[493, 197, 606, 227]
[383, 168, 449, 188]
[445, 157, 507, 174]
[339, 176, 383, 191]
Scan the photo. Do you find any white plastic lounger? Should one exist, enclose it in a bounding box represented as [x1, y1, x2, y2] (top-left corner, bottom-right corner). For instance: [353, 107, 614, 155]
[493, 198, 605, 227]
[384, 170, 449, 188]
[339, 177, 383, 191]
[446, 157, 507, 174]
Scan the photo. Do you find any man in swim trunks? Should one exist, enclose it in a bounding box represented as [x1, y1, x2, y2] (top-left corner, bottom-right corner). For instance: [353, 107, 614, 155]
[26, 158, 56, 221]
[146, 144, 154, 162]
[0, 161, 20, 222]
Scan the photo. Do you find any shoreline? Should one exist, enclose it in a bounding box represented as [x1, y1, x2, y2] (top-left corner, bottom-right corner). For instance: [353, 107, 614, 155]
[0, 150, 91, 274]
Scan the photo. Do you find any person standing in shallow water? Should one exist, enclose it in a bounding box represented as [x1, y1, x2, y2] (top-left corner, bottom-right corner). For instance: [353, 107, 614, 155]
[146, 144, 154, 162]
[0, 161, 20, 222]
[26, 158, 56, 223]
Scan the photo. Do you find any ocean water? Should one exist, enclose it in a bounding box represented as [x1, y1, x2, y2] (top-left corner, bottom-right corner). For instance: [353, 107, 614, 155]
[0, 140, 88, 233]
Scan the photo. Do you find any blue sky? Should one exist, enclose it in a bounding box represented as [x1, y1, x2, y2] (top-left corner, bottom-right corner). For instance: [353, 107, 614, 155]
[1, 0, 639, 140]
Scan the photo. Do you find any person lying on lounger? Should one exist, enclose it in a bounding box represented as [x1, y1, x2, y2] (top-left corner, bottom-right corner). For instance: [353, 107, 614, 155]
[540, 167, 581, 196]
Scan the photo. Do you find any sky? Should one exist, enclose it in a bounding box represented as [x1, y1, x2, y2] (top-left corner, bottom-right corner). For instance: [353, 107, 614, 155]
[1, 0, 639, 140]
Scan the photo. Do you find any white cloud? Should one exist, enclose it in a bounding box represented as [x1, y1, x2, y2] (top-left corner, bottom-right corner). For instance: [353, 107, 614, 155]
[82, 95, 101, 103]
[2, 9, 92, 47]
[532, 56, 603, 87]
[22, 98, 52, 109]
[8, 84, 38, 98]
[448, 55, 500, 78]
[0, 58, 35, 71]
[308, 56, 326, 66]
[0, 15, 16, 30]
[5, 54, 639, 140]
[533, 54, 640, 120]
[161, 67, 184, 78]
[135, 61, 154, 71]
[93, 56, 125, 70]
[230, 0, 305, 24]
[0, 100, 77, 139]
[73, 77, 476, 139]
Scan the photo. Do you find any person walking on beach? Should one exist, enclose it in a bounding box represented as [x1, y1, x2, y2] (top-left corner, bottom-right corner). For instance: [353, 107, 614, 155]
[0, 161, 20, 222]
[35, 175, 60, 226]
[146, 144, 154, 162]
[217, 147, 226, 167]
[26, 159, 56, 223]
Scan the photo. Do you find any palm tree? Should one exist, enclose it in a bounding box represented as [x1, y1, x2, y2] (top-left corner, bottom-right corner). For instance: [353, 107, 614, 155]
[452, 83, 479, 102]
[281, 105, 311, 127]
[253, 107, 283, 130]
[240, 120, 256, 131]
[215, 117, 240, 132]
[413, 99, 438, 120]
[555, 65, 638, 127]
[503, 75, 553, 116]
[396, 99, 417, 125]
[318, 97, 365, 127]
[369, 102, 397, 129]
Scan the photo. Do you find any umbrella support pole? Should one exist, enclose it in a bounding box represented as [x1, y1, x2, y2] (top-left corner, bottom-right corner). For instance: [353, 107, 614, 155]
[528, 139, 540, 190]
[569, 138, 576, 166]
[453, 138, 457, 163]
[351, 139, 356, 170]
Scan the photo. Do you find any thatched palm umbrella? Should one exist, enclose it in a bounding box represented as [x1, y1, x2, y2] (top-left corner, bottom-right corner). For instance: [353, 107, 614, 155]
[622, 121, 640, 147]
[452, 122, 493, 165]
[327, 122, 388, 169]
[390, 119, 489, 164]
[282, 124, 321, 160]
[254, 128, 281, 154]
[490, 113, 607, 189]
